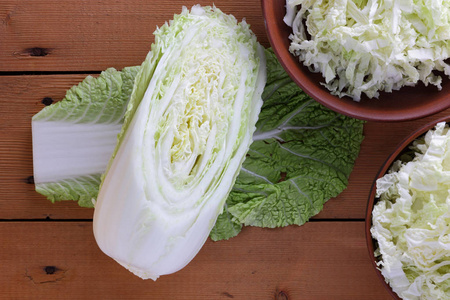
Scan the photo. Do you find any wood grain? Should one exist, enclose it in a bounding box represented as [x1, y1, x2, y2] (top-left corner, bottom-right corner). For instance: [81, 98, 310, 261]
[0, 75, 94, 219]
[0, 0, 269, 72]
[1, 74, 450, 219]
[0, 221, 391, 300]
[315, 114, 450, 219]
[0, 1, 445, 298]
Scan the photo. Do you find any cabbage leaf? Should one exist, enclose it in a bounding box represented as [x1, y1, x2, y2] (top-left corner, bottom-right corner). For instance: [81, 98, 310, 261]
[32, 49, 364, 241]
[210, 49, 364, 240]
[32, 67, 139, 207]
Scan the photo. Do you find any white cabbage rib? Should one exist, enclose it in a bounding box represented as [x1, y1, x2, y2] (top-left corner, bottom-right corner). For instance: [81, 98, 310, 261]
[93, 6, 266, 280]
[32, 122, 122, 183]
[31, 67, 139, 207]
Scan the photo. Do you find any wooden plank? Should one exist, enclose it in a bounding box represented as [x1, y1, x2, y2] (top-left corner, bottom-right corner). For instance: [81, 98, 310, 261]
[316, 118, 443, 219]
[0, 0, 269, 72]
[0, 221, 391, 299]
[0, 75, 93, 219]
[1, 74, 450, 219]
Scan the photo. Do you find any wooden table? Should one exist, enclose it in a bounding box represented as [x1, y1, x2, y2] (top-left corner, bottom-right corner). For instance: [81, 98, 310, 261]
[1, 1, 447, 299]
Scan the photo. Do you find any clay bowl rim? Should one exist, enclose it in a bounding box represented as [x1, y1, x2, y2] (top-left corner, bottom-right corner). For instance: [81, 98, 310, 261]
[364, 115, 450, 299]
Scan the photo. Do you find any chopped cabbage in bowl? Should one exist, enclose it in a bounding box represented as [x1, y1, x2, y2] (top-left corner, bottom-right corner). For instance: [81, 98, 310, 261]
[285, 0, 450, 101]
[371, 121, 450, 300]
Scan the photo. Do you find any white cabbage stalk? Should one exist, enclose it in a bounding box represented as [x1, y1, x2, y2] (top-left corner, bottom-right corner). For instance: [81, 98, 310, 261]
[93, 6, 266, 280]
[32, 67, 140, 207]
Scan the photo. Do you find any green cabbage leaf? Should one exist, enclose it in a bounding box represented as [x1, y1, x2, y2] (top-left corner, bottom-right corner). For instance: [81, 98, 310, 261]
[32, 48, 364, 243]
[32, 67, 139, 207]
[210, 49, 364, 240]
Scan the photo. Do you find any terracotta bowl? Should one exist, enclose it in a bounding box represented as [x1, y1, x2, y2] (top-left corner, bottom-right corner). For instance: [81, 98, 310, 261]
[261, 0, 450, 121]
[365, 115, 450, 299]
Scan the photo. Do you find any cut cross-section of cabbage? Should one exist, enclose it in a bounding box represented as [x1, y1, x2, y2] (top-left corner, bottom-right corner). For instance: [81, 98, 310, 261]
[93, 5, 266, 280]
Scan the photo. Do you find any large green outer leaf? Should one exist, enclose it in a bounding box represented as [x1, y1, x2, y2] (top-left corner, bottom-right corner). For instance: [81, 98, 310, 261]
[210, 49, 364, 241]
[32, 67, 139, 207]
[32, 50, 363, 242]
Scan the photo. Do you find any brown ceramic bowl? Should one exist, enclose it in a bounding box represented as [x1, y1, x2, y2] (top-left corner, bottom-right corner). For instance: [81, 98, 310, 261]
[365, 115, 450, 299]
[261, 0, 450, 122]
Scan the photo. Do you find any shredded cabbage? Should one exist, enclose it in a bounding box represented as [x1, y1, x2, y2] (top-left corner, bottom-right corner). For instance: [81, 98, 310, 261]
[285, 0, 450, 101]
[371, 121, 450, 300]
